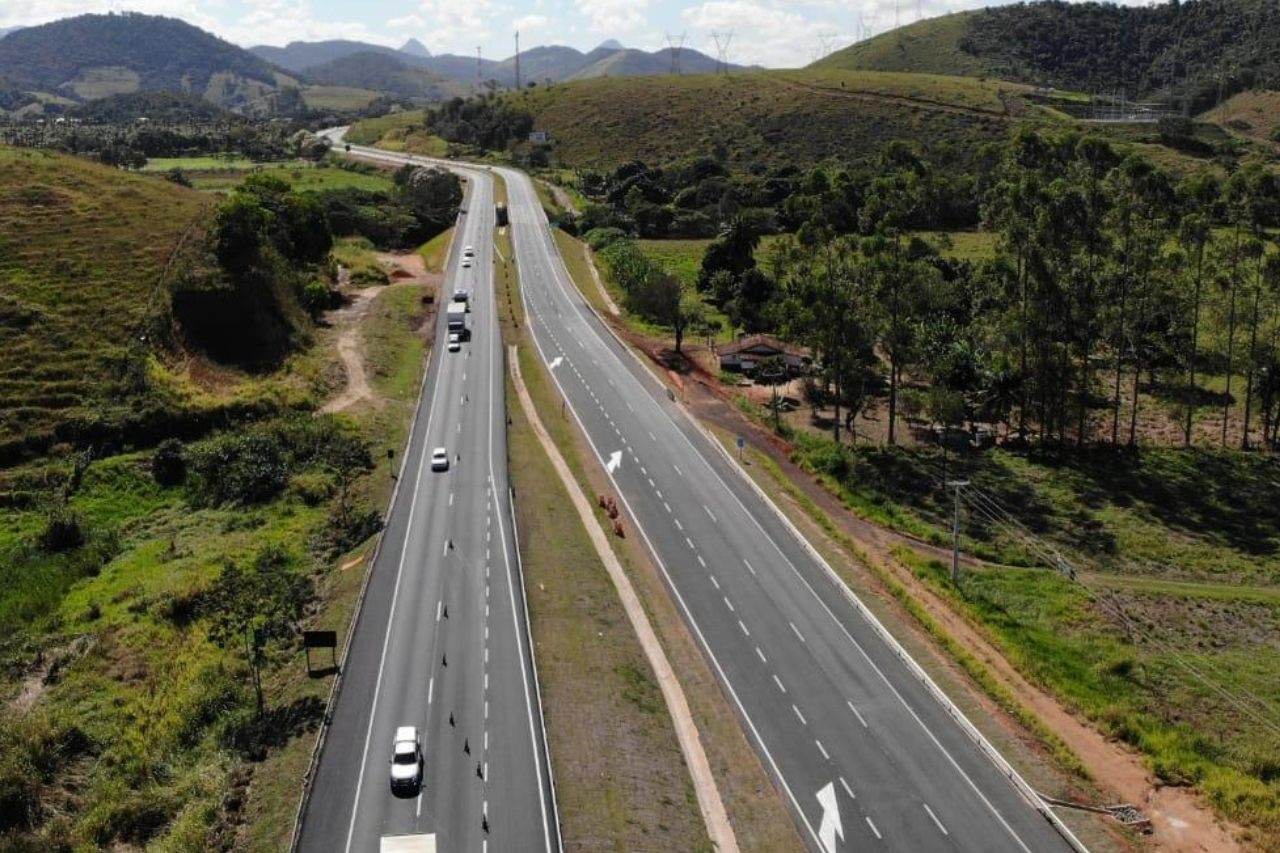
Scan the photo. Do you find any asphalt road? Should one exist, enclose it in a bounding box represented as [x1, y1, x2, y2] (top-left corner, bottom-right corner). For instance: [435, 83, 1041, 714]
[490, 166, 1081, 853]
[297, 152, 556, 853]
[321, 133, 1082, 853]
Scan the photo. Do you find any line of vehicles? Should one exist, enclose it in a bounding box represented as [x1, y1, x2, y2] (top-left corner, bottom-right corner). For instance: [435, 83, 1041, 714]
[378, 241, 480, 853]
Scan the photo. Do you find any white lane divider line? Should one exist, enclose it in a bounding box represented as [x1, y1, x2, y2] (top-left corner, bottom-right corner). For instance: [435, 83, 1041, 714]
[738, 619, 750, 638]
[815, 739, 829, 761]
[847, 700, 868, 728]
[673, 464, 683, 476]
[427, 676, 434, 706]
[674, 518, 683, 531]
[704, 505, 717, 523]
[840, 777, 856, 800]
[793, 704, 807, 725]
[648, 431, 656, 442]
[773, 674, 787, 694]
[756, 647, 767, 664]
[866, 817, 882, 840]
[696, 554, 706, 568]
[685, 536, 695, 550]
[436, 601, 442, 622]
[923, 803, 949, 836]
[790, 621, 806, 644]
[744, 558, 756, 576]
[723, 596, 735, 613]
[663, 502, 672, 513]
[709, 575, 720, 590]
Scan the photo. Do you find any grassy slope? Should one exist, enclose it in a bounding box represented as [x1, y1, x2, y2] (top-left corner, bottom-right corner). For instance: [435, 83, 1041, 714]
[1206, 89, 1280, 145]
[507, 69, 1027, 170]
[0, 147, 210, 459]
[815, 12, 989, 78]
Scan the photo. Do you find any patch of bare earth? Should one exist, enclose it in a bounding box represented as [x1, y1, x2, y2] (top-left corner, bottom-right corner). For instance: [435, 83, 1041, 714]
[610, 318, 1246, 853]
[322, 253, 440, 415]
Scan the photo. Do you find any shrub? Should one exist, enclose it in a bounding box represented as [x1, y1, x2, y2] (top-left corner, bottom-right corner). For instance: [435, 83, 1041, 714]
[38, 507, 86, 553]
[188, 431, 288, 507]
[150, 438, 187, 487]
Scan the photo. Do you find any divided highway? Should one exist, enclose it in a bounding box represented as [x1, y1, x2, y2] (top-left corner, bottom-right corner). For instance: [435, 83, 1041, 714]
[325, 134, 1082, 853]
[297, 154, 556, 853]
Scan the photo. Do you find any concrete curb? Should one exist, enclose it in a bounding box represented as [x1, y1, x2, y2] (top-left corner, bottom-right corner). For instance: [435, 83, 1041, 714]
[509, 347, 740, 853]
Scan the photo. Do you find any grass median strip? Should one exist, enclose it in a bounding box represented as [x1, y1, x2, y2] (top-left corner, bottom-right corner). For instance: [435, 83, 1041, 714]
[509, 348, 735, 853]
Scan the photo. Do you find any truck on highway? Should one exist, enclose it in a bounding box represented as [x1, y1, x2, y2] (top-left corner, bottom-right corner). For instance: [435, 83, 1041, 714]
[380, 833, 436, 852]
[445, 301, 470, 341]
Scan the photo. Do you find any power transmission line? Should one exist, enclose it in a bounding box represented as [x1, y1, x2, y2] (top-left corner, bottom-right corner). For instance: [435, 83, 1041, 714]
[664, 31, 686, 74]
[711, 30, 734, 75]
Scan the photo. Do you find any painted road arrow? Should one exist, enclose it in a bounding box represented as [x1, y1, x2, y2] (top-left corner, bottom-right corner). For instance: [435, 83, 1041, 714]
[548, 356, 563, 369]
[817, 782, 843, 853]
[605, 450, 622, 474]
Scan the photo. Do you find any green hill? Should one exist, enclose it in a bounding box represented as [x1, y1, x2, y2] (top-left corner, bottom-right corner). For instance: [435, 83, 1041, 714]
[819, 0, 1280, 112]
[0, 13, 286, 112]
[303, 51, 464, 101]
[503, 68, 1037, 171]
[0, 146, 216, 465]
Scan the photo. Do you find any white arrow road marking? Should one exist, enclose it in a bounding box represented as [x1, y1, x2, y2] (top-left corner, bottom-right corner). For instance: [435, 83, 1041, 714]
[817, 782, 844, 853]
[606, 450, 622, 473]
[548, 356, 563, 369]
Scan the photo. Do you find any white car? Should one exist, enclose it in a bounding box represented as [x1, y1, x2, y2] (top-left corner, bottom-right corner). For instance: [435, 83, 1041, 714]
[461, 258, 472, 269]
[389, 726, 423, 794]
[447, 333, 461, 353]
[463, 245, 475, 258]
[431, 447, 449, 471]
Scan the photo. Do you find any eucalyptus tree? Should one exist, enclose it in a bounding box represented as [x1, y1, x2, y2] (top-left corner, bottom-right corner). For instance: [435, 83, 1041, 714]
[1176, 171, 1221, 446]
[1104, 153, 1175, 445]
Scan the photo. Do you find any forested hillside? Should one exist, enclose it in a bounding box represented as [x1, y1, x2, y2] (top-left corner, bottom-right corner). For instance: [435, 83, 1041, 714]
[821, 0, 1280, 112]
[0, 13, 282, 107]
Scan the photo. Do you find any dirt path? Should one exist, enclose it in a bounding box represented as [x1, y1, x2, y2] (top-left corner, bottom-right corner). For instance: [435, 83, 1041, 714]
[320, 285, 384, 415]
[611, 322, 1246, 853]
[322, 252, 439, 416]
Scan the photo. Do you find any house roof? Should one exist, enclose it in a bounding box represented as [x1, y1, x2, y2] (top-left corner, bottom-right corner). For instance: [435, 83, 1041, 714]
[715, 334, 810, 359]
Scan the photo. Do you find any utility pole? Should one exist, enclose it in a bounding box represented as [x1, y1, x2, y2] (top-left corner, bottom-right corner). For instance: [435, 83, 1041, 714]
[946, 480, 969, 583]
[514, 31, 521, 90]
[475, 46, 482, 94]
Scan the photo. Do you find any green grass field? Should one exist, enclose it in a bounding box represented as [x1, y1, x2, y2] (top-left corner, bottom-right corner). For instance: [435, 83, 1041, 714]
[301, 85, 381, 111]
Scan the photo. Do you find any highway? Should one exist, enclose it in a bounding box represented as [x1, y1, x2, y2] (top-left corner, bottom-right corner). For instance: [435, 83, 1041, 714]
[492, 167, 1080, 853]
[325, 135, 1082, 853]
[297, 152, 556, 853]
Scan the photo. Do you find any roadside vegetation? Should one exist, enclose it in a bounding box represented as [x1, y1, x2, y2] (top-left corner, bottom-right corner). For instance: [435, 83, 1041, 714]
[547, 120, 1280, 844]
[0, 143, 457, 849]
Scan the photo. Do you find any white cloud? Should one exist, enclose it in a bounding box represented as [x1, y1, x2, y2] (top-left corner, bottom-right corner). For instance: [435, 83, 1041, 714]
[575, 0, 647, 34]
[514, 13, 550, 31]
[682, 0, 841, 68]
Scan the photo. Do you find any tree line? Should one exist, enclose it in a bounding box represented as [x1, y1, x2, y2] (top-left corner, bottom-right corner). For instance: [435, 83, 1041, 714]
[595, 130, 1280, 450]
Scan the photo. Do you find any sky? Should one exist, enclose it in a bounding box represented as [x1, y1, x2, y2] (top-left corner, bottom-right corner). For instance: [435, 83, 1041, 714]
[0, 0, 1151, 69]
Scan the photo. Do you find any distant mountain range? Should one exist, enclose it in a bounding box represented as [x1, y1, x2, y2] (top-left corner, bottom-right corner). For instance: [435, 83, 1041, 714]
[249, 38, 748, 88]
[0, 12, 751, 118]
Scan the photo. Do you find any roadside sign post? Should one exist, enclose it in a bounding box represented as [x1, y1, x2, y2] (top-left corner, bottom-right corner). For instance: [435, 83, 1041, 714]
[736, 436, 745, 460]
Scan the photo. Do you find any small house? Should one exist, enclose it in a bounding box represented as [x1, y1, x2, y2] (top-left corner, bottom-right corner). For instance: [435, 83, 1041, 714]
[716, 334, 811, 376]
